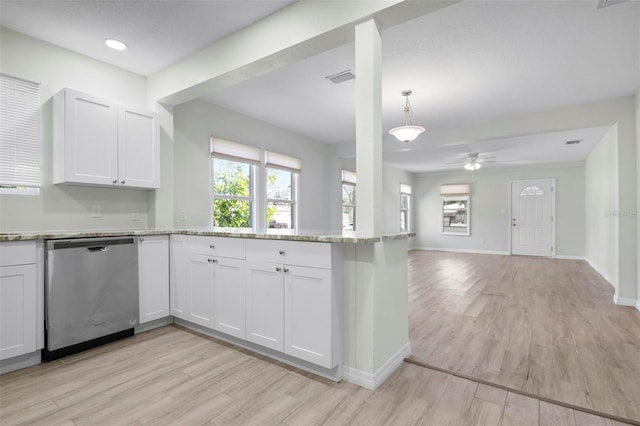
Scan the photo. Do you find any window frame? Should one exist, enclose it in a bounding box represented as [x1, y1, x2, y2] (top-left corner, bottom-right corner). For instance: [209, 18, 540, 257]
[400, 184, 411, 232]
[211, 156, 256, 228]
[342, 182, 356, 231]
[265, 166, 298, 229]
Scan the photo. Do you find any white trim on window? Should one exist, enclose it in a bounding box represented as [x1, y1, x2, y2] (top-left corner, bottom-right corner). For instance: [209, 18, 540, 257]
[341, 169, 356, 185]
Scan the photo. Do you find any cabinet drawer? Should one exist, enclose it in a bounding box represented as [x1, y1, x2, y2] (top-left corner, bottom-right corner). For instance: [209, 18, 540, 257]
[246, 240, 331, 269]
[186, 236, 245, 259]
[0, 241, 37, 267]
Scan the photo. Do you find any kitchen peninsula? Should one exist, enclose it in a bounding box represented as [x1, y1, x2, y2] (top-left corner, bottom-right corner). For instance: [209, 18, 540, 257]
[0, 228, 413, 390]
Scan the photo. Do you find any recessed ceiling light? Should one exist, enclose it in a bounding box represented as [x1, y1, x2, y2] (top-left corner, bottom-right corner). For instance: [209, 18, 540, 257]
[565, 140, 581, 145]
[105, 39, 127, 51]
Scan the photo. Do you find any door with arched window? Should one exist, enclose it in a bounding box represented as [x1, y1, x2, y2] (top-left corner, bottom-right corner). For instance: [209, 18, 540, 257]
[510, 179, 555, 257]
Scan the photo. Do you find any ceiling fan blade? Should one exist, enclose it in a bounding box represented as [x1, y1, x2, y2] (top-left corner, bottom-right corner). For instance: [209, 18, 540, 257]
[446, 161, 465, 165]
[480, 159, 497, 163]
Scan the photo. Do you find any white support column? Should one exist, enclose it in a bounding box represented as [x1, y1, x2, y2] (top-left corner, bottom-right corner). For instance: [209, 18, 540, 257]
[355, 19, 383, 237]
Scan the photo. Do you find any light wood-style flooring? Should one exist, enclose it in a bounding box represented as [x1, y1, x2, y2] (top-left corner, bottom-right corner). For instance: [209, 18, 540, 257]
[0, 326, 633, 426]
[407, 250, 640, 423]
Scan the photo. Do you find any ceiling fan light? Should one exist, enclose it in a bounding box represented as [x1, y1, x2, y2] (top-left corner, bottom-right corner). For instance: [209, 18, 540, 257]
[464, 161, 481, 171]
[389, 125, 425, 143]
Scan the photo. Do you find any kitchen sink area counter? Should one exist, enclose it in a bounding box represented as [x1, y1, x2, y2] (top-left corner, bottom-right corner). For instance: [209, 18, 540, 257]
[0, 228, 414, 243]
[0, 228, 413, 389]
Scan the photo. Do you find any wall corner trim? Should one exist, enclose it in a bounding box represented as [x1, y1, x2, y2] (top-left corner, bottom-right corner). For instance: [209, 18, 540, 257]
[343, 342, 412, 390]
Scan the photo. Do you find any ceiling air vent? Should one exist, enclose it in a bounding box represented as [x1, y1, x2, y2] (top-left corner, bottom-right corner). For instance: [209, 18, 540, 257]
[325, 70, 355, 84]
[565, 140, 581, 145]
[597, 0, 628, 9]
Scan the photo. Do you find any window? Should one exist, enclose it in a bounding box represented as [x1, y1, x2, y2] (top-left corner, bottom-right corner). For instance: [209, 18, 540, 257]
[441, 184, 470, 236]
[400, 183, 411, 232]
[342, 170, 356, 231]
[211, 138, 260, 228]
[266, 151, 300, 229]
[0, 74, 41, 195]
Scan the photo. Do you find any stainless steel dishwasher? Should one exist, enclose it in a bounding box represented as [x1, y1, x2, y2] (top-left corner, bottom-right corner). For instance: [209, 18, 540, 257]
[44, 236, 139, 361]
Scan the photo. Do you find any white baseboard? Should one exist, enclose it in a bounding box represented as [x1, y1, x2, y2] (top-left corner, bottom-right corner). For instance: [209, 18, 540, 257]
[343, 342, 411, 390]
[613, 295, 639, 310]
[135, 316, 173, 334]
[0, 351, 41, 375]
[410, 246, 509, 256]
[554, 255, 585, 260]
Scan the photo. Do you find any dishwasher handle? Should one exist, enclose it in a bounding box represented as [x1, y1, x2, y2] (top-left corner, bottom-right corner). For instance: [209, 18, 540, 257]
[87, 246, 109, 253]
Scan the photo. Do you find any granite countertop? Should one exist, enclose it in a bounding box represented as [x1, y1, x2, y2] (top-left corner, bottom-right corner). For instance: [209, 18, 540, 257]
[0, 228, 415, 243]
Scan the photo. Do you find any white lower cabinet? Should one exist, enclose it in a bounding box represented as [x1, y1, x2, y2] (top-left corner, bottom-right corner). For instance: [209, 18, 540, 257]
[0, 241, 40, 361]
[284, 265, 333, 368]
[213, 257, 246, 339]
[246, 262, 284, 351]
[170, 235, 189, 320]
[170, 236, 340, 371]
[138, 235, 170, 324]
[187, 253, 215, 328]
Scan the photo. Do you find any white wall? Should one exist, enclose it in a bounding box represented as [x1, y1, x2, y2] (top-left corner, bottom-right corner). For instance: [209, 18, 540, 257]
[173, 99, 331, 230]
[585, 126, 618, 288]
[636, 89, 640, 306]
[0, 28, 151, 232]
[413, 163, 586, 257]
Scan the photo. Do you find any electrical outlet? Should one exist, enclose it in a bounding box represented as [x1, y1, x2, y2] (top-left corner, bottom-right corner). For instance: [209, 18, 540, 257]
[91, 205, 101, 218]
[179, 209, 187, 221]
[131, 209, 140, 221]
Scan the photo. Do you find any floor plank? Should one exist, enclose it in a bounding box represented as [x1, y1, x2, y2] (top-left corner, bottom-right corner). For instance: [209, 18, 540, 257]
[407, 250, 640, 422]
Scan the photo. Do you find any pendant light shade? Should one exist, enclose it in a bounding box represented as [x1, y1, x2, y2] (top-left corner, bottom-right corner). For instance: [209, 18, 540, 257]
[389, 90, 425, 143]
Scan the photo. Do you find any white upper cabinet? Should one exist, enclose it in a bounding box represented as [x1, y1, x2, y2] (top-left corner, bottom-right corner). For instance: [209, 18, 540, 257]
[53, 88, 160, 189]
[118, 107, 160, 188]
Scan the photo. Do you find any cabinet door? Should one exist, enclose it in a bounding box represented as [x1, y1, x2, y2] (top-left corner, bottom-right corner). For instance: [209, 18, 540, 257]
[187, 253, 215, 328]
[214, 258, 246, 339]
[138, 235, 170, 324]
[0, 264, 37, 360]
[118, 107, 160, 189]
[62, 89, 118, 185]
[246, 262, 284, 351]
[284, 265, 334, 368]
[170, 235, 189, 320]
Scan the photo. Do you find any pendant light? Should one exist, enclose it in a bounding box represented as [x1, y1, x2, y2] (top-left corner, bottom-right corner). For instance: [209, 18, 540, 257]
[389, 90, 425, 143]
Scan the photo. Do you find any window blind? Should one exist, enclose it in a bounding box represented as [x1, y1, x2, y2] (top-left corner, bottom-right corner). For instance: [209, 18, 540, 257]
[341, 169, 356, 185]
[210, 137, 260, 165]
[0, 73, 41, 188]
[266, 150, 301, 173]
[400, 183, 412, 194]
[441, 184, 470, 195]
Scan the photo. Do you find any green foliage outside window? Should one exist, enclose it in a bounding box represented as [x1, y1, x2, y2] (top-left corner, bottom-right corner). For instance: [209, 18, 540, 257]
[213, 159, 251, 227]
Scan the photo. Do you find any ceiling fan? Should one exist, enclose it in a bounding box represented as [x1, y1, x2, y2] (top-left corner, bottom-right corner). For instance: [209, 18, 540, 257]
[447, 153, 496, 171]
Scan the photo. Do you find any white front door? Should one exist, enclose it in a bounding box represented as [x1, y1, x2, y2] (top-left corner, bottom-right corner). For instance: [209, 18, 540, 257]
[511, 179, 554, 257]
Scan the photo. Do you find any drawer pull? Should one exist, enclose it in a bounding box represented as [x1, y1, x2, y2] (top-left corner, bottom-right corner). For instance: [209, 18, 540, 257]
[279, 250, 285, 255]
[209, 244, 215, 249]
[208, 258, 217, 263]
[276, 267, 282, 272]
[121, 180, 126, 184]
[112, 179, 118, 184]
[284, 268, 289, 273]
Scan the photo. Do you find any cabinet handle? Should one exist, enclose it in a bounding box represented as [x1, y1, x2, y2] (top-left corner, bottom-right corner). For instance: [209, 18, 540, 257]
[139, 237, 144, 243]
[209, 244, 215, 249]
[279, 250, 285, 255]
[113, 179, 118, 184]
[121, 180, 126, 184]
[284, 268, 289, 273]
[208, 258, 217, 263]
[276, 267, 282, 272]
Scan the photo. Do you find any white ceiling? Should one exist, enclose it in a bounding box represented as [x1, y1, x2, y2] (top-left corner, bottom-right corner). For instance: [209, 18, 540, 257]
[0, 0, 295, 76]
[1, 0, 639, 173]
